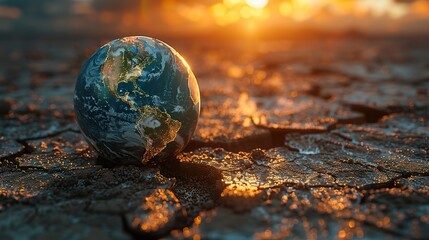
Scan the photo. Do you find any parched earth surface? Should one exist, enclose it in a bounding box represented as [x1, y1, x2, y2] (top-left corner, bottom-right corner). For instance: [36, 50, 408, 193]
[0, 38, 428, 239]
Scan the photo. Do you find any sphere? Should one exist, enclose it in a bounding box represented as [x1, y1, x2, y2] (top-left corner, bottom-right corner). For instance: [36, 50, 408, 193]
[74, 36, 200, 164]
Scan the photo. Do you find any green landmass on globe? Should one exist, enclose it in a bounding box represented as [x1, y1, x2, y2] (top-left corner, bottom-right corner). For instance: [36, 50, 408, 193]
[74, 36, 200, 164]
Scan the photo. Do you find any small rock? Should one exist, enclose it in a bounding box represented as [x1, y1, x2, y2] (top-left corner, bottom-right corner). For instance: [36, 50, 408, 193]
[125, 189, 185, 238]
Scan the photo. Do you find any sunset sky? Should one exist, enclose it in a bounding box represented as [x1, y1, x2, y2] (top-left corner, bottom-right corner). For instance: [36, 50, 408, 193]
[1, 0, 429, 37]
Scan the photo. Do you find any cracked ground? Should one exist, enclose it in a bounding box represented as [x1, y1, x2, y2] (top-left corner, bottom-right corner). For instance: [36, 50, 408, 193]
[0, 38, 428, 239]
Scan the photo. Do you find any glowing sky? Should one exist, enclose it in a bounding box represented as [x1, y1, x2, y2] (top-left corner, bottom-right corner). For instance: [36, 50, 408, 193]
[1, 0, 429, 36]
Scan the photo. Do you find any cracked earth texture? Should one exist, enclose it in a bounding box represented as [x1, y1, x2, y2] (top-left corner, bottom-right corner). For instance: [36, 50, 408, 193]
[0, 38, 428, 239]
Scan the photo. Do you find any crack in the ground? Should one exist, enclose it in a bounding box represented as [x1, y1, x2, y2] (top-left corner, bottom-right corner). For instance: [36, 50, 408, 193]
[347, 104, 391, 123]
[0, 140, 33, 166]
[122, 158, 226, 239]
[18, 128, 73, 142]
[0, 142, 27, 164]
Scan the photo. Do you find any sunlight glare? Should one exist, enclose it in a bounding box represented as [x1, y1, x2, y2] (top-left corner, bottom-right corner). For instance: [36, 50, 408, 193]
[245, 0, 269, 9]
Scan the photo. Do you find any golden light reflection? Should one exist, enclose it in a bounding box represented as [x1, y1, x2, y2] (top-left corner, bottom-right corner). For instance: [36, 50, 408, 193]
[131, 189, 182, 232]
[221, 184, 261, 198]
[220, 184, 263, 211]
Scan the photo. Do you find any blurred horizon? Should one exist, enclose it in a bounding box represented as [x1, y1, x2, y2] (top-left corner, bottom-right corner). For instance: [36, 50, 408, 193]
[1, 0, 429, 40]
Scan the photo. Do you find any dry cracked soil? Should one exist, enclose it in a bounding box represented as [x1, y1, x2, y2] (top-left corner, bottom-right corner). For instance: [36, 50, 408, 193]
[0, 37, 428, 239]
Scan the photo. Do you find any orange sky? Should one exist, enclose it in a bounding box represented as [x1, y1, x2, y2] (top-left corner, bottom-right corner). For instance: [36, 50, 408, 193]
[1, 0, 429, 37]
[113, 0, 429, 36]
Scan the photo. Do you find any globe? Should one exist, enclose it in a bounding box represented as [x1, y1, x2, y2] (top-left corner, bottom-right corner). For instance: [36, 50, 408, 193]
[74, 36, 200, 165]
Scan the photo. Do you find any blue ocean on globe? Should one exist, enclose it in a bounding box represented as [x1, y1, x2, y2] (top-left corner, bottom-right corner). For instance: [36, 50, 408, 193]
[74, 36, 200, 164]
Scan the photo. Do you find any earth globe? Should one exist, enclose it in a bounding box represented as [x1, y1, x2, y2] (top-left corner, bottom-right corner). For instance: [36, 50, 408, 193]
[74, 36, 200, 165]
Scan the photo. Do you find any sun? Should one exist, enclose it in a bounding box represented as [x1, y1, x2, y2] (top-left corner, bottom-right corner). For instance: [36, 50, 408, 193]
[245, 0, 269, 9]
